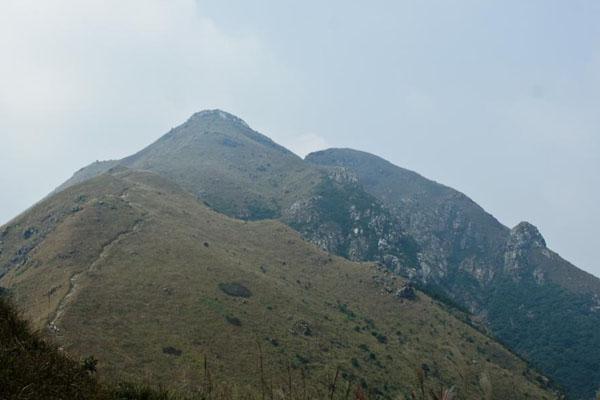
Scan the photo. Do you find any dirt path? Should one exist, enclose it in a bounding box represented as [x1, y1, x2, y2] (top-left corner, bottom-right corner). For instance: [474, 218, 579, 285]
[48, 217, 143, 333]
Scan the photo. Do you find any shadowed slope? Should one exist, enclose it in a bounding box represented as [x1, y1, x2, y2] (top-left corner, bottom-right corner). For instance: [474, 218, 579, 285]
[0, 295, 106, 400]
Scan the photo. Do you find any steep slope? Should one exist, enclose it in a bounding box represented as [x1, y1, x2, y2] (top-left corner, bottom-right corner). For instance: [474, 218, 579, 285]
[306, 149, 509, 291]
[0, 169, 557, 400]
[306, 148, 600, 399]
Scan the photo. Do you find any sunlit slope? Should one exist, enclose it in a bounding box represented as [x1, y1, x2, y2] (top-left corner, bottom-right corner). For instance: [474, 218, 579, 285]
[1, 170, 556, 399]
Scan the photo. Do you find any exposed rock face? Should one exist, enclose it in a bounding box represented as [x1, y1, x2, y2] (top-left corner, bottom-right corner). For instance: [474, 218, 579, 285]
[396, 284, 416, 300]
[508, 222, 547, 250]
[306, 149, 558, 291]
[326, 166, 359, 185]
[504, 222, 547, 281]
[282, 169, 419, 268]
[306, 148, 509, 289]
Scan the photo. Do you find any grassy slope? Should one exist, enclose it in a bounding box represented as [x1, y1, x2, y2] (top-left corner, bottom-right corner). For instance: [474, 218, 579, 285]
[1, 170, 556, 400]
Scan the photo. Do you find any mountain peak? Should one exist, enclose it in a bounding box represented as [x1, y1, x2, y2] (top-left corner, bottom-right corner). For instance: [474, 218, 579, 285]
[188, 109, 249, 129]
[510, 221, 546, 249]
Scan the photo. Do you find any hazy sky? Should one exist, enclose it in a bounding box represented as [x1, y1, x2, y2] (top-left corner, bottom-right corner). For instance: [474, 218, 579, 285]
[1, 1, 599, 276]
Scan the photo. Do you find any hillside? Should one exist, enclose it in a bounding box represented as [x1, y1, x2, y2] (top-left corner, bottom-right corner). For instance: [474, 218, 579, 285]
[306, 148, 600, 399]
[0, 169, 557, 399]
[36, 110, 600, 398]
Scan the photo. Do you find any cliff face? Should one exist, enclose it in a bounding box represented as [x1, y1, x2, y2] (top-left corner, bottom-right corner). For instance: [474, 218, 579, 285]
[282, 167, 419, 269]
[504, 221, 549, 282]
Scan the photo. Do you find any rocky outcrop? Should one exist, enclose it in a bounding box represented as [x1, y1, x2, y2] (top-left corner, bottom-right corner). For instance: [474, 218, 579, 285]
[504, 222, 548, 282]
[283, 169, 419, 269]
[396, 284, 416, 300]
[507, 222, 547, 250]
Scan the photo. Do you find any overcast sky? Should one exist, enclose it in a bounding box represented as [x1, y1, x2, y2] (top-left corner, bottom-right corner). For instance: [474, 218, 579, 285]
[1, 0, 599, 276]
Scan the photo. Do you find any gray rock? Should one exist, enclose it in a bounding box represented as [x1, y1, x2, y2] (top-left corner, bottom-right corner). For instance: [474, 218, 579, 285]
[396, 284, 416, 300]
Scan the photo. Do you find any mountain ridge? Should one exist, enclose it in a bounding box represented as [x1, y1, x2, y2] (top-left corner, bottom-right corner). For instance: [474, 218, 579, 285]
[7, 109, 600, 398]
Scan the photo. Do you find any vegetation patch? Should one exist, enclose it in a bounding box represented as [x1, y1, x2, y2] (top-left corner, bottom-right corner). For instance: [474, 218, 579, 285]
[337, 302, 357, 320]
[292, 354, 310, 368]
[225, 315, 242, 326]
[371, 331, 388, 344]
[22, 227, 38, 240]
[218, 282, 252, 298]
[162, 346, 183, 356]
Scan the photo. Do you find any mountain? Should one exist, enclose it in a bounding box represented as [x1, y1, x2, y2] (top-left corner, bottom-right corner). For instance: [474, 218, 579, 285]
[53, 110, 419, 268]
[306, 148, 600, 399]
[55, 110, 315, 220]
[0, 168, 557, 399]
[5, 109, 598, 398]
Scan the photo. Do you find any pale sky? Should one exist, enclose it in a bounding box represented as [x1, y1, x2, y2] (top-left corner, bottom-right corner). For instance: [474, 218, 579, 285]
[1, 1, 599, 276]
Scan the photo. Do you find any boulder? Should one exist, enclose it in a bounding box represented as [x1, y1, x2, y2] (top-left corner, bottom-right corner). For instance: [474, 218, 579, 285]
[396, 284, 416, 300]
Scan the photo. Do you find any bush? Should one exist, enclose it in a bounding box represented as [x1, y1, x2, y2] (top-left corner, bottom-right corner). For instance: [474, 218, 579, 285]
[218, 282, 252, 298]
[226, 315, 242, 326]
